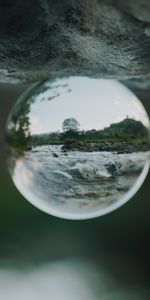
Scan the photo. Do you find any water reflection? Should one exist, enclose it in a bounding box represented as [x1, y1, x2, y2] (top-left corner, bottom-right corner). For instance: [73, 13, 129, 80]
[6, 77, 150, 219]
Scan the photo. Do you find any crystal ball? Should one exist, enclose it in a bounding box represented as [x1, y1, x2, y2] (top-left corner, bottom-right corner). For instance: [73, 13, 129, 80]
[5, 77, 150, 219]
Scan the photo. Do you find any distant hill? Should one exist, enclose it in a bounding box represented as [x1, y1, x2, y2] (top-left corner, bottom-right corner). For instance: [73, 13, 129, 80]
[107, 118, 147, 137]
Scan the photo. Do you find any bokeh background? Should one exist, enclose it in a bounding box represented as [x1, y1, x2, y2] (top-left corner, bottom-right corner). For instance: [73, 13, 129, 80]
[0, 83, 150, 299]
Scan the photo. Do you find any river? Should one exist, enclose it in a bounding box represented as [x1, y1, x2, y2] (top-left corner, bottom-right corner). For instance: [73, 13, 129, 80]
[11, 145, 149, 218]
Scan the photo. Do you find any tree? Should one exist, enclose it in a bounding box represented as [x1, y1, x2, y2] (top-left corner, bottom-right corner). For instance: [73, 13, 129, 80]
[7, 99, 31, 148]
[62, 118, 80, 132]
[109, 117, 147, 137]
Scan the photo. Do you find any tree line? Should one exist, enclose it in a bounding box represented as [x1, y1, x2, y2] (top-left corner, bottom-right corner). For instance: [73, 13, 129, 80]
[31, 117, 148, 147]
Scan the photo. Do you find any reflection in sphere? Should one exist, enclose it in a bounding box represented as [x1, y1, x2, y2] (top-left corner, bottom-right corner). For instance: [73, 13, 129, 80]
[6, 77, 150, 219]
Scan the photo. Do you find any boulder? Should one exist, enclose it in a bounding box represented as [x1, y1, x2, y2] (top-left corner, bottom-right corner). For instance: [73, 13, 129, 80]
[0, 0, 150, 84]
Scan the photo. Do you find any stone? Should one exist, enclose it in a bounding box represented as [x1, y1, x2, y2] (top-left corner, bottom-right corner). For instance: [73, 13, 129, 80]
[105, 162, 118, 175]
[0, 0, 150, 84]
[52, 152, 59, 157]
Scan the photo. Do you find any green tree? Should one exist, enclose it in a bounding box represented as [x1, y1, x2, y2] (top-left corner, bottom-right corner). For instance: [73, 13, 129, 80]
[62, 118, 80, 132]
[7, 99, 31, 148]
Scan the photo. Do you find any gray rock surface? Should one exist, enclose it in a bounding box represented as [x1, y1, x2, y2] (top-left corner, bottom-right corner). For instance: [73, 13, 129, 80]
[0, 0, 150, 83]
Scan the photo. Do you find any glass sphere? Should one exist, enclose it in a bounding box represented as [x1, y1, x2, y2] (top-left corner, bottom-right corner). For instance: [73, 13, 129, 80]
[5, 77, 150, 219]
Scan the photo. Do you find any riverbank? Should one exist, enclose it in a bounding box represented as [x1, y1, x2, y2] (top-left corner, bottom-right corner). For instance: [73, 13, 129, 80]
[61, 140, 149, 154]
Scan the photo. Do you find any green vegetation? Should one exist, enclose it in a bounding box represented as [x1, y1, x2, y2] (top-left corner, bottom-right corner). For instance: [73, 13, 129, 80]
[31, 117, 149, 153]
[62, 118, 80, 132]
[6, 99, 31, 150]
[7, 112, 149, 153]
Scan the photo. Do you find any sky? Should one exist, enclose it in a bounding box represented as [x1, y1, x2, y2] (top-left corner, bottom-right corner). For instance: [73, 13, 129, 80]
[28, 77, 149, 135]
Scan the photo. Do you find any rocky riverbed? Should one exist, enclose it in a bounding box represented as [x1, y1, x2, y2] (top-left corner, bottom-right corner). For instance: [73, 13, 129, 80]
[61, 140, 149, 154]
[9, 145, 150, 219]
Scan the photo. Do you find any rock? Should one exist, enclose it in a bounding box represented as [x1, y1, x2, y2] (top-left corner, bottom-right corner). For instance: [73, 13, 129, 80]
[0, 1, 150, 84]
[52, 152, 59, 158]
[61, 146, 68, 152]
[63, 152, 68, 156]
[105, 161, 121, 175]
[105, 163, 117, 174]
[61, 139, 150, 153]
[25, 145, 32, 151]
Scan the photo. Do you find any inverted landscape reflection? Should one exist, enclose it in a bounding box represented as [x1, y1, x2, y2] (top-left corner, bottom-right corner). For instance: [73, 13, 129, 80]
[6, 77, 150, 219]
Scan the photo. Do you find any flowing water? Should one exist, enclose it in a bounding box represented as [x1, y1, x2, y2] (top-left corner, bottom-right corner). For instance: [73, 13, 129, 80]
[11, 145, 149, 218]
